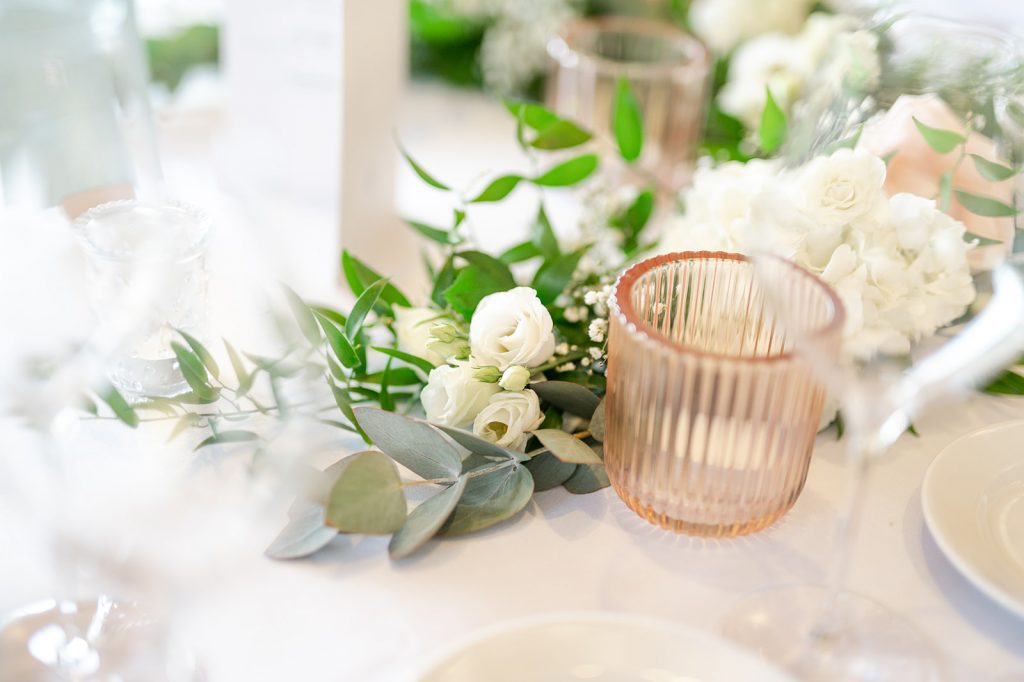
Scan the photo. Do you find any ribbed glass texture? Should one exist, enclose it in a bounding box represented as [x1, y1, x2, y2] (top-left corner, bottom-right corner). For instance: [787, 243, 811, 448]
[545, 16, 709, 192]
[605, 252, 845, 536]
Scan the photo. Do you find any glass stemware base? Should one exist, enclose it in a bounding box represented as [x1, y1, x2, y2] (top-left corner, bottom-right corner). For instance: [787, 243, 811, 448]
[0, 596, 197, 681]
[722, 585, 944, 682]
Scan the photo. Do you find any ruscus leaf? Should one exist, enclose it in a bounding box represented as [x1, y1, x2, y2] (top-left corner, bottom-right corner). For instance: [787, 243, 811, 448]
[759, 87, 787, 154]
[470, 175, 523, 203]
[969, 154, 1018, 182]
[532, 153, 599, 187]
[398, 141, 450, 190]
[954, 189, 1019, 217]
[912, 117, 965, 154]
[612, 77, 644, 162]
[99, 385, 139, 428]
[345, 278, 387, 339]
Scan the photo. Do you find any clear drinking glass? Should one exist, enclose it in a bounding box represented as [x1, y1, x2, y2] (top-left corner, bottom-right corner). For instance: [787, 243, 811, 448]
[605, 251, 844, 536]
[73, 200, 211, 398]
[546, 16, 710, 193]
[721, 14, 1024, 680]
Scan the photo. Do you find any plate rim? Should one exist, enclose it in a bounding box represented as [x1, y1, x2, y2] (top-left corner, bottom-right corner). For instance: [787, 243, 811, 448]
[406, 609, 796, 682]
[921, 418, 1024, 620]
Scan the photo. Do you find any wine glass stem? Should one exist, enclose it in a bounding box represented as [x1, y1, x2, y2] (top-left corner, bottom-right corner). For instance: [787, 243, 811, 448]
[810, 441, 874, 641]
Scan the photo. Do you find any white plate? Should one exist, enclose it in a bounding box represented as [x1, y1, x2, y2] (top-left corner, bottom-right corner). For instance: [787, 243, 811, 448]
[413, 611, 796, 682]
[923, 419, 1024, 619]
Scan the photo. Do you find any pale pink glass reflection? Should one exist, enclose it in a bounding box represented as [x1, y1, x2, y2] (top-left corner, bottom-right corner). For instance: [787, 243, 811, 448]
[605, 252, 844, 537]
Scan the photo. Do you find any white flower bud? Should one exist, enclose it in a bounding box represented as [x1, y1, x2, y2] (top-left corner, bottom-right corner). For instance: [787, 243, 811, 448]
[498, 365, 531, 392]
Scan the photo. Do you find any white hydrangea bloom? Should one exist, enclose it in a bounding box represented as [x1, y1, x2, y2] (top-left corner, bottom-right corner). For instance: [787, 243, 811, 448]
[690, 0, 816, 54]
[659, 149, 976, 363]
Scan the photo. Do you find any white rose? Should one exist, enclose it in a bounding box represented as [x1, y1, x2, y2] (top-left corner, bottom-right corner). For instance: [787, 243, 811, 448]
[470, 287, 556, 370]
[690, 0, 814, 53]
[393, 307, 444, 366]
[795, 149, 887, 228]
[498, 365, 531, 392]
[421, 363, 500, 429]
[718, 33, 808, 129]
[473, 389, 544, 451]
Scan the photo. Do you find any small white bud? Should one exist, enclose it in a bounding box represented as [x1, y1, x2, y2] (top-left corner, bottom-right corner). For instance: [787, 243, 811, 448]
[498, 365, 531, 392]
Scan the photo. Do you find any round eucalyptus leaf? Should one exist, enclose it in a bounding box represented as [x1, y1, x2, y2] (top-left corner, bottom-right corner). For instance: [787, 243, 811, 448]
[589, 400, 605, 442]
[266, 503, 337, 560]
[533, 429, 603, 464]
[389, 477, 468, 560]
[326, 451, 408, 534]
[525, 453, 577, 492]
[440, 464, 534, 536]
[435, 424, 526, 462]
[530, 381, 601, 418]
[563, 463, 610, 495]
[354, 407, 462, 480]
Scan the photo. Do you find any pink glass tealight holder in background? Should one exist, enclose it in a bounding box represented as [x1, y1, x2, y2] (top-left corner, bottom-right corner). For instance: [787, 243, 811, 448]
[604, 251, 845, 537]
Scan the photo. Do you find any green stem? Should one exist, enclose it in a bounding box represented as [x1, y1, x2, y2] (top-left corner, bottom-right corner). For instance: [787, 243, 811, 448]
[532, 350, 590, 374]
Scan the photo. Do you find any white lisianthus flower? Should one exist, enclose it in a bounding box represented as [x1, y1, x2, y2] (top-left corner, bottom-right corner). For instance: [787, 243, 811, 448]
[421, 363, 500, 429]
[498, 365, 531, 392]
[394, 307, 444, 366]
[473, 389, 544, 450]
[690, 0, 815, 54]
[470, 287, 556, 370]
[795, 149, 887, 229]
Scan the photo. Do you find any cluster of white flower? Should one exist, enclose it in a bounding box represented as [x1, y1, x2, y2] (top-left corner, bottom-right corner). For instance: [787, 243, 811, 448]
[689, 0, 817, 54]
[394, 287, 557, 450]
[659, 149, 977, 361]
[717, 13, 878, 130]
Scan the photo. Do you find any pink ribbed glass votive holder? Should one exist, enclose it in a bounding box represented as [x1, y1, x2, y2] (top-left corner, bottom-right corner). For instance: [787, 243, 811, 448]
[605, 252, 845, 537]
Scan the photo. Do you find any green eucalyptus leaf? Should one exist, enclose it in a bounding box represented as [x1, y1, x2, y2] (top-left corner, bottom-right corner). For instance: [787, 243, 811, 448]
[531, 205, 560, 261]
[983, 369, 1024, 395]
[265, 503, 337, 560]
[345, 278, 387, 339]
[443, 251, 516, 319]
[969, 154, 1018, 182]
[193, 430, 260, 451]
[177, 330, 219, 379]
[759, 87, 787, 154]
[329, 382, 370, 443]
[281, 285, 321, 345]
[408, 220, 458, 245]
[499, 241, 542, 264]
[964, 231, 1003, 246]
[912, 117, 965, 154]
[532, 153, 599, 187]
[440, 463, 533, 536]
[312, 310, 361, 368]
[389, 477, 467, 559]
[954, 189, 1019, 217]
[470, 175, 523, 203]
[433, 424, 526, 461]
[530, 120, 593, 150]
[371, 346, 436, 374]
[589, 400, 605, 442]
[398, 142, 450, 191]
[354, 407, 462, 480]
[612, 77, 644, 162]
[502, 100, 559, 131]
[325, 451, 407, 534]
[532, 429, 603, 464]
[223, 339, 253, 393]
[524, 453, 577, 491]
[563, 462, 610, 494]
[531, 247, 585, 305]
[340, 251, 411, 308]
[359, 367, 423, 386]
[530, 380, 601, 418]
[171, 342, 218, 402]
[99, 385, 139, 428]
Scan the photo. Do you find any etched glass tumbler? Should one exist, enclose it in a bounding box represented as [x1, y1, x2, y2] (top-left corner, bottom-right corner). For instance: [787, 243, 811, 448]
[605, 251, 844, 536]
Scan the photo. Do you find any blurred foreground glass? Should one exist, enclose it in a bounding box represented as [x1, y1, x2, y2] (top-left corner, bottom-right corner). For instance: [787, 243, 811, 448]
[73, 200, 211, 398]
[605, 251, 843, 536]
[720, 15, 1024, 681]
[546, 16, 709, 193]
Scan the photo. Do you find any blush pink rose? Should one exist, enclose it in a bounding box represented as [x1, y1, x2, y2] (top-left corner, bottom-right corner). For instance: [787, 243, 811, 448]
[858, 94, 1014, 270]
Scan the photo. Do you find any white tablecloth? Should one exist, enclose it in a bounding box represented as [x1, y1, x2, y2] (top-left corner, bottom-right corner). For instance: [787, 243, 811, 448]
[2, 83, 1023, 681]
